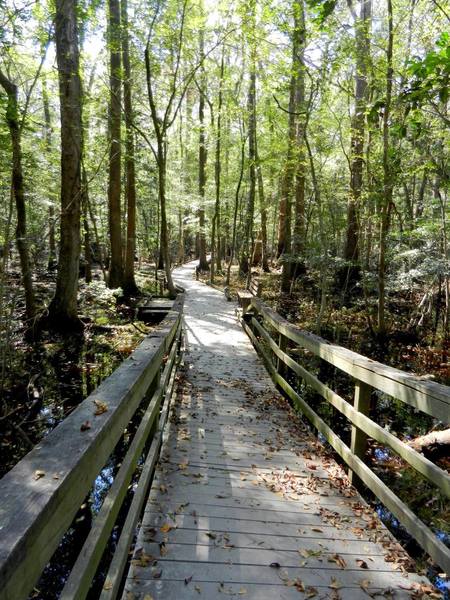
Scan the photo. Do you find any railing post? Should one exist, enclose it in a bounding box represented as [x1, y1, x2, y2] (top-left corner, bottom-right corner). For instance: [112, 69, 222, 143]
[277, 333, 287, 379]
[349, 380, 372, 487]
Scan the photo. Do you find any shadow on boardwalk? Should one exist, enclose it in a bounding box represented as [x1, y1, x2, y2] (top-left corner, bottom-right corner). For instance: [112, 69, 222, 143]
[123, 261, 431, 600]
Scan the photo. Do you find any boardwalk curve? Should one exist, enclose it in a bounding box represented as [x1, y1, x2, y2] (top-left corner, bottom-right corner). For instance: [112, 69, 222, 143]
[124, 261, 431, 600]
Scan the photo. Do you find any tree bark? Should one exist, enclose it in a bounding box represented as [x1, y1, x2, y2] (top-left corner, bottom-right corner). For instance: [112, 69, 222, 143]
[210, 47, 225, 283]
[107, 0, 123, 288]
[42, 75, 57, 271]
[47, 0, 83, 329]
[241, 2, 257, 276]
[197, 26, 209, 272]
[377, 0, 393, 335]
[122, 0, 138, 295]
[0, 70, 36, 324]
[280, 0, 306, 293]
[341, 0, 372, 292]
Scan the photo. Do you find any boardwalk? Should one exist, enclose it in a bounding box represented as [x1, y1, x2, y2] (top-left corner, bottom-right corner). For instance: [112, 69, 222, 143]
[124, 262, 431, 599]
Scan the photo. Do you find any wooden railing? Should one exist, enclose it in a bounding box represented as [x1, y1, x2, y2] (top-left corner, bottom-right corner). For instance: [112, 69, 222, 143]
[0, 296, 184, 600]
[241, 297, 450, 575]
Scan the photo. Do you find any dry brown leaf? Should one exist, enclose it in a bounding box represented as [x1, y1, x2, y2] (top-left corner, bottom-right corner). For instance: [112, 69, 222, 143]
[34, 470, 45, 480]
[93, 399, 108, 415]
[80, 420, 91, 431]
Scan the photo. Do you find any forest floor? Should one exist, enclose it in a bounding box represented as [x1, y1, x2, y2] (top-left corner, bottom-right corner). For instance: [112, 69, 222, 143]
[0, 264, 160, 478]
[200, 265, 450, 596]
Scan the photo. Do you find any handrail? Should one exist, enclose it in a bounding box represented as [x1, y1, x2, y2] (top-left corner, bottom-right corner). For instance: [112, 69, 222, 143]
[0, 296, 184, 600]
[242, 297, 450, 575]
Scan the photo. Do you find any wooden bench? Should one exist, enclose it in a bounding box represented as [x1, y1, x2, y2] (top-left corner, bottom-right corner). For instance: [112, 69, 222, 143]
[237, 277, 262, 311]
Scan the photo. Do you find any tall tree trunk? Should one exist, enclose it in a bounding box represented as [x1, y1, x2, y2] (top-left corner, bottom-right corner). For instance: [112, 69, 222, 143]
[254, 143, 269, 271]
[107, 0, 123, 288]
[42, 75, 57, 271]
[377, 0, 393, 335]
[47, 0, 83, 328]
[210, 47, 225, 283]
[197, 25, 209, 272]
[280, 0, 305, 293]
[226, 124, 246, 287]
[341, 0, 372, 292]
[82, 166, 92, 283]
[291, 0, 306, 268]
[241, 2, 257, 276]
[122, 0, 138, 295]
[0, 71, 36, 324]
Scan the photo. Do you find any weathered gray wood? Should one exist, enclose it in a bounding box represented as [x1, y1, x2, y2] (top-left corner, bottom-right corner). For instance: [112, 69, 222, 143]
[251, 298, 450, 421]
[60, 385, 162, 600]
[100, 324, 182, 600]
[122, 580, 416, 600]
[250, 315, 450, 498]
[0, 298, 183, 600]
[275, 374, 450, 574]
[124, 262, 433, 600]
[349, 380, 372, 487]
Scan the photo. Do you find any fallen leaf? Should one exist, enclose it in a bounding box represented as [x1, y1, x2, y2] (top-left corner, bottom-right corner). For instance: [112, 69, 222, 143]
[34, 470, 45, 480]
[184, 575, 193, 585]
[93, 399, 108, 416]
[270, 562, 281, 569]
[103, 581, 112, 591]
[194, 585, 202, 593]
[80, 420, 91, 431]
[160, 523, 173, 533]
[330, 577, 342, 589]
[356, 559, 369, 569]
[329, 554, 347, 569]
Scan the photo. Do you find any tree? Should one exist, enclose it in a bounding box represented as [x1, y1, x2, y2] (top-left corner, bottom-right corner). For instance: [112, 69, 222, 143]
[340, 0, 372, 293]
[46, 0, 83, 329]
[107, 0, 123, 289]
[122, 0, 139, 295]
[0, 70, 36, 324]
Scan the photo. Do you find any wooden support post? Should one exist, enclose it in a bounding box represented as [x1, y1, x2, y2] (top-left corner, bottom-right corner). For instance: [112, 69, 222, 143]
[277, 333, 287, 378]
[349, 380, 372, 487]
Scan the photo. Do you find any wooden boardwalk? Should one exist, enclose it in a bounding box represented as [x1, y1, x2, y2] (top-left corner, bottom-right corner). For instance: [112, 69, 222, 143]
[123, 262, 431, 599]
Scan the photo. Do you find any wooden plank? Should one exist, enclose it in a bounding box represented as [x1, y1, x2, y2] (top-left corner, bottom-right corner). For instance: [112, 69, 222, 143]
[250, 316, 450, 498]
[60, 386, 163, 600]
[251, 298, 450, 421]
[126, 561, 427, 588]
[274, 374, 450, 574]
[101, 334, 182, 600]
[122, 580, 416, 600]
[0, 302, 183, 600]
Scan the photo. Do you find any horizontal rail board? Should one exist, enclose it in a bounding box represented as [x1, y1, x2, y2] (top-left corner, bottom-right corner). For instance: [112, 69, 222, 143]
[0, 298, 183, 600]
[251, 299, 450, 422]
[249, 317, 450, 498]
[241, 300, 450, 575]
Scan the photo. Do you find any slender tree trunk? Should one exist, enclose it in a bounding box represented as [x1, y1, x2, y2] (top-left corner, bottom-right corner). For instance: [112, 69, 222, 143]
[256, 144, 269, 271]
[291, 0, 306, 271]
[198, 26, 209, 272]
[341, 0, 372, 291]
[280, 0, 305, 293]
[82, 167, 92, 283]
[226, 126, 246, 287]
[210, 47, 225, 283]
[241, 4, 257, 275]
[122, 0, 138, 295]
[0, 70, 36, 324]
[47, 0, 83, 329]
[42, 76, 57, 270]
[377, 0, 393, 335]
[107, 0, 123, 288]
